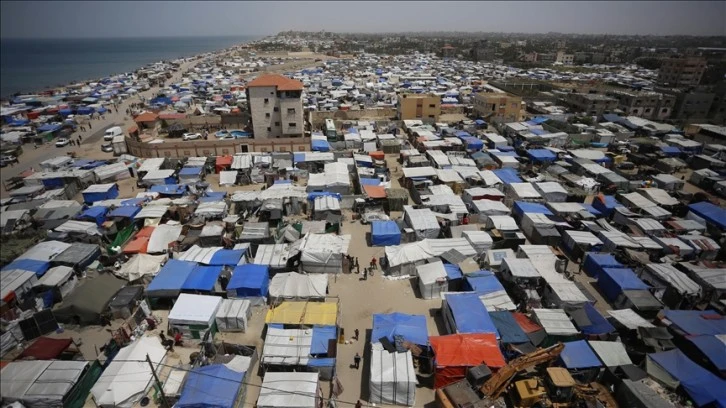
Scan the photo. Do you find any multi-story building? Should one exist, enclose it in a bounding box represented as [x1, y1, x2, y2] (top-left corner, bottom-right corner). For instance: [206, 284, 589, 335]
[472, 86, 524, 123]
[657, 56, 707, 87]
[563, 93, 618, 116]
[246, 74, 305, 139]
[442, 45, 456, 59]
[555, 51, 574, 65]
[606, 90, 676, 120]
[398, 93, 441, 121]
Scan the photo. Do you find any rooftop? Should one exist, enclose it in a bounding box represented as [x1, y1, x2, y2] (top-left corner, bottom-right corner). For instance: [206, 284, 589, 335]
[246, 74, 304, 91]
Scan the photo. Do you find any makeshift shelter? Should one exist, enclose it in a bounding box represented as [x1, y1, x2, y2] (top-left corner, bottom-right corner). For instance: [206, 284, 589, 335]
[299, 233, 351, 274]
[34, 265, 77, 302]
[146, 224, 182, 254]
[567, 303, 615, 338]
[598, 268, 650, 303]
[52, 273, 125, 325]
[615, 378, 678, 408]
[114, 253, 166, 282]
[404, 206, 441, 240]
[640, 263, 701, 308]
[417, 261, 449, 299]
[18, 336, 73, 360]
[227, 264, 270, 306]
[582, 252, 623, 278]
[181, 264, 223, 293]
[146, 259, 196, 300]
[215, 298, 252, 332]
[268, 272, 327, 303]
[177, 364, 246, 408]
[369, 344, 417, 406]
[1, 360, 90, 407]
[168, 293, 222, 341]
[372, 313, 429, 347]
[52, 243, 101, 269]
[265, 302, 338, 326]
[384, 240, 434, 276]
[646, 349, 726, 407]
[122, 226, 154, 254]
[81, 183, 119, 204]
[489, 311, 531, 345]
[559, 340, 603, 383]
[659, 310, 726, 336]
[588, 341, 633, 367]
[429, 333, 505, 388]
[531, 308, 580, 346]
[77, 206, 109, 226]
[91, 336, 167, 408]
[442, 292, 499, 336]
[371, 220, 401, 246]
[257, 372, 320, 408]
[108, 285, 143, 319]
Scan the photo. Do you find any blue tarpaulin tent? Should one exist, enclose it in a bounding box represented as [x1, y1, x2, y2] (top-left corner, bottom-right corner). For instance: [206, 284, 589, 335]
[307, 192, 342, 201]
[209, 249, 244, 266]
[182, 265, 223, 292]
[598, 268, 650, 302]
[512, 201, 553, 219]
[77, 206, 108, 226]
[687, 335, 726, 372]
[76, 107, 94, 115]
[311, 139, 331, 151]
[582, 252, 623, 278]
[660, 310, 726, 336]
[660, 146, 681, 157]
[579, 203, 603, 218]
[146, 260, 196, 297]
[446, 293, 499, 337]
[464, 274, 505, 294]
[492, 168, 522, 184]
[577, 303, 615, 336]
[372, 313, 429, 346]
[227, 264, 269, 298]
[371, 221, 401, 246]
[108, 206, 141, 219]
[443, 263, 463, 280]
[37, 124, 62, 133]
[177, 364, 245, 408]
[179, 166, 203, 178]
[591, 195, 623, 217]
[149, 184, 187, 196]
[150, 97, 172, 106]
[648, 349, 726, 407]
[82, 184, 119, 203]
[311, 325, 338, 354]
[2, 259, 50, 277]
[688, 202, 726, 230]
[359, 177, 381, 186]
[560, 340, 602, 369]
[489, 311, 530, 344]
[527, 149, 557, 163]
[464, 137, 484, 150]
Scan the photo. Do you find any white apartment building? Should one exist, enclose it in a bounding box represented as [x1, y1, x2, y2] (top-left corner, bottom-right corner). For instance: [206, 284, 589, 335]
[246, 74, 305, 138]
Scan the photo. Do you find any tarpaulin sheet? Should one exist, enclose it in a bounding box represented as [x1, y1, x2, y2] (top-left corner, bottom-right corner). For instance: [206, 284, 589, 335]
[227, 264, 269, 297]
[310, 325, 337, 355]
[181, 265, 222, 291]
[149, 184, 186, 195]
[265, 302, 338, 326]
[177, 364, 244, 408]
[443, 263, 463, 280]
[513, 312, 543, 334]
[578, 303, 615, 335]
[446, 293, 499, 336]
[687, 335, 726, 371]
[311, 139, 331, 151]
[560, 340, 602, 369]
[77, 206, 108, 225]
[429, 333, 505, 388]
[372, 313, 429, 346]
[19, 337, 72, 360]
[209, 249, 244, 266]
[464, 274, 505, 294]
[2, 259, 50, 276]
[464, 137, 484, 150]
[146, 259, 196, 297]
[648, 349, 726, 407]
[489, 311, 530, 344]
[583, 252, 623, 278]
[661, 310, 726, 336]
[492, 168, 522, 184]
[688, 202, 726, 230]
[109, 205, 140, 219]
[527, 149, 557, 162]
[512, 201, 553, 217]
[598, 268, 649, 302]
[371, 221, 401, 246]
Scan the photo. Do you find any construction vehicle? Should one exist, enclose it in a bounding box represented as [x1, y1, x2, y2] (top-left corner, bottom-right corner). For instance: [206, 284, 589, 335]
[457, 343, 618, 408]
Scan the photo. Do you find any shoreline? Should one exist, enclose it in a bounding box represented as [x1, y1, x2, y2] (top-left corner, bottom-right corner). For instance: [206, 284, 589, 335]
[1, 36, 262, 101]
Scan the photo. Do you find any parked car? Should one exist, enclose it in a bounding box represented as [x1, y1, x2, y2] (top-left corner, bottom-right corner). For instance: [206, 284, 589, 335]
[182, 133, 201, 141]
[55, 138, 70, 147]
[0, 155, 18, 167]
[361, 212, 390, 224]
[101, 143, 114, 152]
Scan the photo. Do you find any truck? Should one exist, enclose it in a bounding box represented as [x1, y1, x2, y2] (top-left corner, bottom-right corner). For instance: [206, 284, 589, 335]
[112, 135, 127, 155]
[104, 126, 123, 141]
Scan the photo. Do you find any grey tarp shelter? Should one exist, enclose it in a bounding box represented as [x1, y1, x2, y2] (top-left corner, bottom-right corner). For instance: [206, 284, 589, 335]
[53, 273, 125, 324]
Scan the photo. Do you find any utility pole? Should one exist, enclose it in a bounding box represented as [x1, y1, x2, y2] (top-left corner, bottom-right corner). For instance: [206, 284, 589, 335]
[146, 353, 170, 408]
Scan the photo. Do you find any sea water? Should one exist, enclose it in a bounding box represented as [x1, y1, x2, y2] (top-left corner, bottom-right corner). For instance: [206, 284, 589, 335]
[1, 35, 258, 97]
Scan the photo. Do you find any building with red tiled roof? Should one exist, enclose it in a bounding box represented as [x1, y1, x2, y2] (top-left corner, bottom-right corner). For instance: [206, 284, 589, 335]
[246, 74, 304, 139]
[133, 111, 160, 129]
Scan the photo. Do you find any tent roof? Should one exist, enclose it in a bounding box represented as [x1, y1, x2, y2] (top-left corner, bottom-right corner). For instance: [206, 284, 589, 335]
[268, 272, 327, 299]
[372, 313, 429, 346]
[429, 333, 505, 368]
[168, 293, 222, 325]
[265, 302, 337, 326]
[588, 341, 633, 367]
[177, 364, 245, 408]
[445, 292, 499, 336]
[257, 372, 318, 408]
[648, 349, 726, 406]
[18, 337, 73, 360]
[489, 311, 530, 344]
[560, 340, 602, 369]
[661, 310, 726, 336]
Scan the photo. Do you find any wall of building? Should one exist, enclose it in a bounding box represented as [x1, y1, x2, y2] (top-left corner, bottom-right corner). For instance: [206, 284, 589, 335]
[398, 94, 441, 121]
[310, 108, 398, 127]
[248, 86, 279, 138]
[657, 57, 707, 87]
[473, 93, 524, 123]
[125, 136, 311, 158]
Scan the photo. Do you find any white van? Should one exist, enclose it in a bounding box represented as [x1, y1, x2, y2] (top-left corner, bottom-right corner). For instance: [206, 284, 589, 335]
[103, 126, 123, 141]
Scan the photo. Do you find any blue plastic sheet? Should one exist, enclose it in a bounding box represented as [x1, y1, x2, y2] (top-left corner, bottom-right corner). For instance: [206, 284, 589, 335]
[147, 260, 196, 296]
[527, 149, 557, 162]
[372, 313, 429, 346]
[77, 206, 108, 225]
[661, 310, 726, 336]
[582, 252, 623, 278]
[209, 249, 244, 266]
[311, 139, 331, 152]
[489, 311, 530, 344]
[560, 340, 602, 369]
[578, 303, 615, 336]
[2, 259, 50, 277]
[149, 184, 186, 195]
[465, 275, 505, 294]
[227, 264, 269, 297]
[649, 349, 726, 407]
[688, 335, 726, 371]
[446, 293, 499, 337]
[492, 168, 522, 184]
[311, 325, 337, 354]
[177, 364, 244, 408]
[689, 202, 726, 230]
[598, 268, 649, 302]
[108, 206, 140, 219]
[371, 221, 401, 246]
[512, 201, 553, 218]
[182, 265, 222, 291]
[443, 263, 463, 280]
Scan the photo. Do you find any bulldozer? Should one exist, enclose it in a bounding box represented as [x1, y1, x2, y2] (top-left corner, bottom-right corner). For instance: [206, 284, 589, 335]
[475, 343, 618, 408]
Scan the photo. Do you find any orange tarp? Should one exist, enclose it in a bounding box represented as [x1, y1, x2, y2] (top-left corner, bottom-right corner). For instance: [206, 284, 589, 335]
[429, 333, 505, 388]
[123, 226, 155, 254]
[363, 185, 386, 199]
[215, 155, 233, 173]
[134, 112, 159, 123]
[513, 312, 543, 334]
[369, 151, 385, 160]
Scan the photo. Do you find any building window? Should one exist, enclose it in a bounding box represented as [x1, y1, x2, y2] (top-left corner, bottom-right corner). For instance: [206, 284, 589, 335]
[265, 113, 270, 118]
[645, 108, 652, 113]
[288, 122, 297, 127]
[270, 92, 274, 95]
[275, 122, 280, 126]
[267, 127, 271, 132]
[274, 107, 279, 112]
[428, 115, 435, 118]
[429, 104, 436, 108]
[661, 108, 668, 113]
[287, 108, 296, 114]
[264, 98, 269, 104]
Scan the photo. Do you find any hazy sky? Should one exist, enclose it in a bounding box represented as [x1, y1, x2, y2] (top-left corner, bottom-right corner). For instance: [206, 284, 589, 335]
[2, 1, 725, 39]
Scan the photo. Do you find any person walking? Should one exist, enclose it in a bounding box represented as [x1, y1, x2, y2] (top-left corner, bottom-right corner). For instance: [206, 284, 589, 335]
[79, 135, 82, 142]
[88, 122, 92, 130]
[370, 257, 377, 270]
[355, 401, 362, 408]
[353, 352, 361, 369]
[354, 329, 359, 341]
[363, 267, 368, 280]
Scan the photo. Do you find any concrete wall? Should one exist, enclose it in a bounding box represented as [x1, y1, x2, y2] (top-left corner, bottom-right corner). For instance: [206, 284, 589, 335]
[248, 86, 278, 138]
[125, 136, 312, 158]
[310, 108, 398, 127]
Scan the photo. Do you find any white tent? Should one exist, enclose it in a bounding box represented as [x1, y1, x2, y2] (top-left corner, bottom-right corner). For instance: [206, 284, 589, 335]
[299, 234, 351, 274]
[257, 372, 320, 408]
[115, 254, 167, 282]
[462, 230, 494, 255]
[369, 344, 417, 406]
[219, 170, 237, 186]
[417, 261, 448, 299]
[91, 336, 167, 408]
[403, 206, 440, 240]
[215, 298, 251, 332]
[34, 265, 77, 298]
[168, 294, 222, 341]
[147, 223, 182, 254]
[1, 360, 89, 407]
[384, 241, 435, 277]
[588, 340, 633, 367]
[262, 327, 313, 366]
[268, 272, 328, 302]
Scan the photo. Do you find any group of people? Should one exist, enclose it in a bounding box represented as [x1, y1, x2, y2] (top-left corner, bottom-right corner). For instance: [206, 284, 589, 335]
[345, 255, 379, 279]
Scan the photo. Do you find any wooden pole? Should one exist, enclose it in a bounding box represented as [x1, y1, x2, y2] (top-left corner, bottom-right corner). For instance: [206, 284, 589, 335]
[146, 353, 170, 408]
